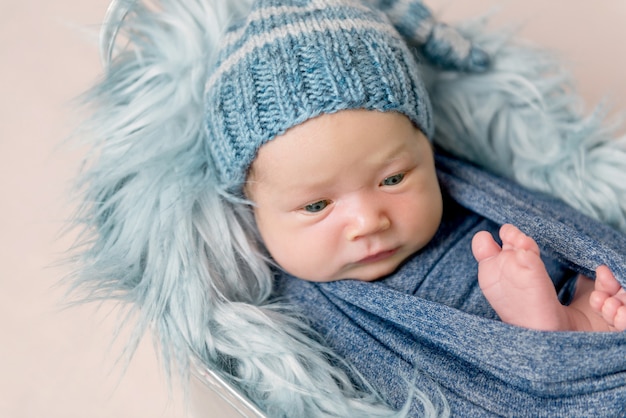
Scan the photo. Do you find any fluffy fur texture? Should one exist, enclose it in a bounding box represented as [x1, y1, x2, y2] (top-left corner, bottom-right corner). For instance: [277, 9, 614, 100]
[425, 21, 626, 233]
[69, 0, 626, 417]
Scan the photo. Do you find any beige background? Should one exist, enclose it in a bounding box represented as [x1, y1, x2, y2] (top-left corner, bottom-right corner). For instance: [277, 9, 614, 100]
[1, 1, 625, 417]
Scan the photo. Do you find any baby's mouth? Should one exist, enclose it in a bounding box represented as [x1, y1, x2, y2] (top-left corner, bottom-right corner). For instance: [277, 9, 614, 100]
[358, 248, 399, 264]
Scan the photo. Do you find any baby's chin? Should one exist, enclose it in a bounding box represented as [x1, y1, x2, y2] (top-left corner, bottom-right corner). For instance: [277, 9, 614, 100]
[291, 256, 408, 283]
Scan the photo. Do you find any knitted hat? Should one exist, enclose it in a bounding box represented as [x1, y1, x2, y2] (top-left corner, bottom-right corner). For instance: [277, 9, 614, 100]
[205, 0, 435, 187]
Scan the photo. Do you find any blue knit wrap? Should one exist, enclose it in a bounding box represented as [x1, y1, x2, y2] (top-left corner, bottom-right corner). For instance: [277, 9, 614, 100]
[205, 0, 434, 186]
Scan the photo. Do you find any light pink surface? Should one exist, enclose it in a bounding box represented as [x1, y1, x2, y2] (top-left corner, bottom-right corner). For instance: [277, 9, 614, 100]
[1, 1, 624, 417]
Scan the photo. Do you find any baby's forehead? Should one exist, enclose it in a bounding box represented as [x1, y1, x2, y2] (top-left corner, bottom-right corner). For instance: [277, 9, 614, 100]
[247, 110, 425, 186]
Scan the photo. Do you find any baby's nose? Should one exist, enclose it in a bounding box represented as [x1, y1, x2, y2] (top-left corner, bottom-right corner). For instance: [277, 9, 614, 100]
[345, 201, 391, 241]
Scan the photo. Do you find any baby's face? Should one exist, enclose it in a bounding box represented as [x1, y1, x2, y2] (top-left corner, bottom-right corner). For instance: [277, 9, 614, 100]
[246, 109, 443, 282]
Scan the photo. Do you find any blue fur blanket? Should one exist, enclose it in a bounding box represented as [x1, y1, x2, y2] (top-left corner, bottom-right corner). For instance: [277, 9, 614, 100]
[277, 152, 626, 416]
[71, 1, 626, 415]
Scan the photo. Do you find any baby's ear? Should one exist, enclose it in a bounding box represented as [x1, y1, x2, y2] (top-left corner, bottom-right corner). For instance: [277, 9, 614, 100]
[368, 0, 490, 72]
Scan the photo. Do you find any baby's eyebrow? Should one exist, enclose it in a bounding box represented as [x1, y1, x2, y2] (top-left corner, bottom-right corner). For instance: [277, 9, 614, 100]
[385, 153, 408, 163]
[382, 148, 413, 164]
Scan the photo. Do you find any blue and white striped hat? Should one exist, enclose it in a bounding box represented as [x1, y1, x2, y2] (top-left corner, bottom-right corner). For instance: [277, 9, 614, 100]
[205, 0, 479, 187]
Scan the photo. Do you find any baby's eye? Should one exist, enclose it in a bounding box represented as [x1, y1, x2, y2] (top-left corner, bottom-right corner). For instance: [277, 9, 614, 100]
[303, 199, 331, 213]
[381, 173, 405, 186]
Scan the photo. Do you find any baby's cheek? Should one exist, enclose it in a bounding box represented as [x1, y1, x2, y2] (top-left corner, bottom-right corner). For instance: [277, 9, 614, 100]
[267, 237, 310, 275]
[281, 241, 339, 281]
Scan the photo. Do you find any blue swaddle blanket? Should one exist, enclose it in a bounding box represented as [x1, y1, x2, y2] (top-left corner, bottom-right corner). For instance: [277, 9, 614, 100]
[277, 152, 626, 417]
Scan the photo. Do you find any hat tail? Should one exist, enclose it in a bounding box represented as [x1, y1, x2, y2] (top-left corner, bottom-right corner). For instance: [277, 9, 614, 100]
[366, 0, 490, 72]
